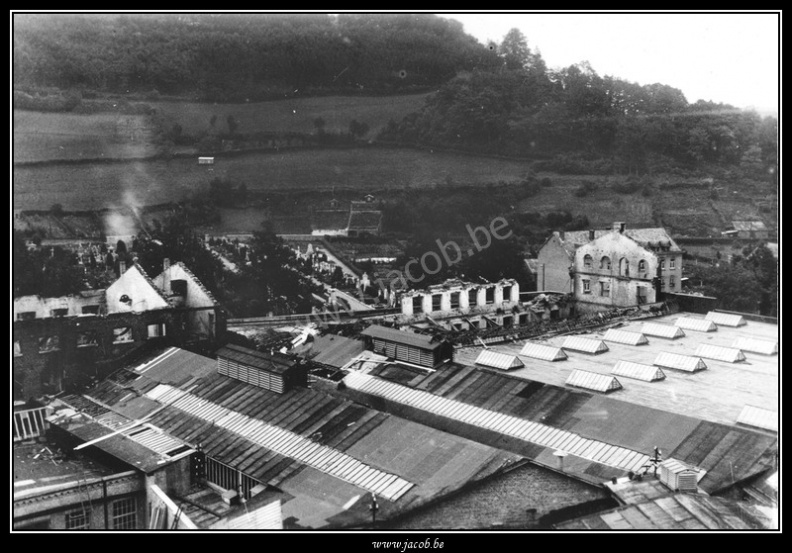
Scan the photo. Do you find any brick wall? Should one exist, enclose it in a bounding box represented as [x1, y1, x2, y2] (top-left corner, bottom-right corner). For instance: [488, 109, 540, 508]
[12, 306, 222, 401]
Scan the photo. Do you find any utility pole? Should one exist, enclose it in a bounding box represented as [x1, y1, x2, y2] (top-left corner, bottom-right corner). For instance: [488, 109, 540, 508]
[370, 493, 379, 528]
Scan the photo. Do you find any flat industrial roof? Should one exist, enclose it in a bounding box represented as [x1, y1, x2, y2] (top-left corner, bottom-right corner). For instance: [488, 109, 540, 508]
[216, 344, 298, 375]
[361, 325, 444, 351]
[452, 312, 778, 427]
[13, 442, 118, 495]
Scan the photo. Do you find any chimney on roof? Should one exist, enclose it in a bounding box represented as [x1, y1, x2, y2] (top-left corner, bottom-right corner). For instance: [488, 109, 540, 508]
[163, 258, 171, 294]
[588, 229, 595, 241]
[614, 221, 626, 233]
[559, 231, 565, 240]
[119, 261, 126, 275]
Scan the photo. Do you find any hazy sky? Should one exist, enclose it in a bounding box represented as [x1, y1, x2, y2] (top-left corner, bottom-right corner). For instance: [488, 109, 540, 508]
[442, 12, 779, 113]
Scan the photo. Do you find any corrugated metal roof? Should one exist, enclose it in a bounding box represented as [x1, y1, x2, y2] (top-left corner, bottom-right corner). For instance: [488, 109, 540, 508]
[642, 322, 685, 339]
[611, 361, 666, 382]
[674, 317, 717, 332]
[555, 495, 774, 530]
[737, 405, 778, 433]
[361, 325, 442, 351]
[562, 336, 609, 354]
[565, 370, 623, 393]
[344, 371, 648, 473]
[732, 337, 778, 355]
[144, 383, 414, 501]
[695, 344, 746, 363]
[124, 424, 192, 457]
[519, 342, 567, 361]
[603, 329, 649, 346]
[669, 420, 777, 494]
[475, 350, 523, 370]
[216, 344, 297, 375]
[134, 347, 217, 383]
[654, 352, 707, 372]
[705, 312, 747, 327]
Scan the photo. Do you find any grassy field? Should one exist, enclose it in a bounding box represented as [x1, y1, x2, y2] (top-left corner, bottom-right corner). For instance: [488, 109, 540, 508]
[13, 93, 430, 164]
[13, 110, 159, 163]
[13, 148, 538, 211]
[14, 145, 773, 238]
[148, 93, 431, 137]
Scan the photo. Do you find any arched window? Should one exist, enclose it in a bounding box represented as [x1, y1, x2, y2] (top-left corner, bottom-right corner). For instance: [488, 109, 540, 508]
[620, 257, 629, 276]
[600, 256, 611, 270]
[583, 254, 593, 269]
[638, 259, 646, 273]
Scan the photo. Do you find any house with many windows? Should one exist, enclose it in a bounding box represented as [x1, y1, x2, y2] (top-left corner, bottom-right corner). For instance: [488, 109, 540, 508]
[535, 222, 683, 303]
[574, 231, 659, 309]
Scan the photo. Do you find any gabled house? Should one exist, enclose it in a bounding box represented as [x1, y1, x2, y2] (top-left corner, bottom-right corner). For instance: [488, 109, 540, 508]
[13, 259, 224, 401]
[535, 222, 683, 297]
[574, 231, 659, 308]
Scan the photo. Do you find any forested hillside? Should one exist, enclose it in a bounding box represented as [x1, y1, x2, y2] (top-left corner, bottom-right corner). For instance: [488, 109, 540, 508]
[379, 29, 778, 179]
[13, 14, 497, 100]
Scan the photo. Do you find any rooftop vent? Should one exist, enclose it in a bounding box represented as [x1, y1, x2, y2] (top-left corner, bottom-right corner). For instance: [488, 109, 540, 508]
[561, 336, 609, 355]
[603, 329, 649, 346]
[519, 342, 567, 361]
[704, 311, 746, 327]
[674, 317, 717, 332]
[611, 360, 666, 382]
[654, 352, 707, 373]
[475, 350, 524, 371]
[565, 369, 622, 393]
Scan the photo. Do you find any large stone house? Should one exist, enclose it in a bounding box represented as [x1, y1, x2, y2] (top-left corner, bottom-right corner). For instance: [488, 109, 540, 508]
[536, 222, 683, 301]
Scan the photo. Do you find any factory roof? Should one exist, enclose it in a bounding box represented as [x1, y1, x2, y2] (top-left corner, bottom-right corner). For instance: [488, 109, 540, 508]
[361, 325, 444, 351]
[556, 493, 775, 530]
[46, 347, 520, 528]
[451, 312, 778, 427]
[216, 344, 299, 375]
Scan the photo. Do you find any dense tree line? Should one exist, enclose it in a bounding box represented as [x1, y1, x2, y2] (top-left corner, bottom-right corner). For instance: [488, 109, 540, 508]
[13, 14, 496, 100]
[379, 30, 778, 179]
[13, 231, 84, 297]
[685, 244, 778, 317]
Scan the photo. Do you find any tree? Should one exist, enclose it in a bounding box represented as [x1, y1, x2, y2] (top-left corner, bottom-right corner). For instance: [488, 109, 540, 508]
[13, 231, 84, 298]
[226, 114, 238, 134]
[349, 119, 370, 138]
[459, 237, 527, 286]
[686, 263, 762, 313]
[135, 210, 223, 292]
[498, 28, 531, 71]
[237, 183, 249, 202]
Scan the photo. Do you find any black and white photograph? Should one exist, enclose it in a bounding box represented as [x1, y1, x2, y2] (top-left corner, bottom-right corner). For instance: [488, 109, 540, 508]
[12, 11, 779, 533]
